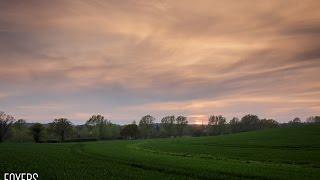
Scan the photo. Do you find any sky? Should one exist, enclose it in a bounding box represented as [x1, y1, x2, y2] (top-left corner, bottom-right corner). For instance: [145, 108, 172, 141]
[0, 0, 319, 124]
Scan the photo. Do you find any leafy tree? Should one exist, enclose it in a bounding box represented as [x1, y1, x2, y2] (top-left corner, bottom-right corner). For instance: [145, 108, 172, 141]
[229, 117, 240, 133]
[240, 114, 260, 132]
[161, 116, 175, 137]
[289, 117, 302, 125]
[176, 116, 188, 136]
[74, 125, 85, 138]
[120, 123, 139, 139]
[12, 119, 28, 142]
[49, 118, 73, 142]
[105, 123, 121, 139]
[260, 118, 279, 129]
[86, 114, 110, 139]
[13, 119, 26, 130]
[0, 112, 14, 142]
[139, 115, 155, 138]
[30, 123, 43, 143]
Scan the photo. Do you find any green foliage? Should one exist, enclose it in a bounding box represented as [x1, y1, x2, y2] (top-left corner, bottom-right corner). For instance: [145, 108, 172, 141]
[139, 115, 155, 138]
[120, 123, 139, 139]
[62, 138, 97, 142]
[240, 114, 260, 131]
[208, 114, 280, 135]
[0, 125, 320, 179]
[104, 123, 121, 139]
[11, 119, 32, 142]
[30, 123, 44, 143]
[49, 118, 73, 141]
[85, 114, 117, 139]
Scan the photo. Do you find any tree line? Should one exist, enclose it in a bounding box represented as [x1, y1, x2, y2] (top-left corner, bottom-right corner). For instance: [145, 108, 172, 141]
[0, 111, 319, 143]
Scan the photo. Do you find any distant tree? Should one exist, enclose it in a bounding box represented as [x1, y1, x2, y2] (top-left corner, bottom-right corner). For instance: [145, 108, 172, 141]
[229, 117, 239, 124]
[306, 116, 320, 124]
[260, 118, 279, 129]
[229, 117, 240, 133]
[217, 116, 226, 125]
[12, 119, 28, 142]
[153, 123, 161, 137]
[86, 114, 110, 139]
[105, 123, 121, 139]
[192, 125, 205, 137]
[139, 115, 155, 138]
[208, 115, 227, 135]
[289, 117, 302, 125]
[49, 118, 73, 142]
[161, 116, 176, 137]
[240, 114, 260, 132]
[120, 123, 139, 139]
[74, 125, 84, 138]
[176, 116, 188, 137]
[13, 119, 26, 130]
[208, 115, 218, 126]
[0, 112, 15, 142]
[30, 123, 43, 143]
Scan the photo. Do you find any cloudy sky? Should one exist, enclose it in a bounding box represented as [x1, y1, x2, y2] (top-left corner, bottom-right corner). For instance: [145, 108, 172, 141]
[0, 0, 319, 124]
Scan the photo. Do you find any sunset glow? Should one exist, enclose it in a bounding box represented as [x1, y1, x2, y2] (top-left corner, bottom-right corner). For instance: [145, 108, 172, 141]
[0, 0, 319, 124]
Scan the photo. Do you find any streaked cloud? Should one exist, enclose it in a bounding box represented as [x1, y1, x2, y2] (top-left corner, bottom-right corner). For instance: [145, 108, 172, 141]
[0, 0, 319, 123]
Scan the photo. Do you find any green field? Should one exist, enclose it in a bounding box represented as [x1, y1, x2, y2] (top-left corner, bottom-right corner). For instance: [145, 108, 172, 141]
[1, 125, 320, 179]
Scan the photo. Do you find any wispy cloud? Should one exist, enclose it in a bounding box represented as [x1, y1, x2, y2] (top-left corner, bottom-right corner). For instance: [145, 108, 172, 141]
[0, 0, 319, 123]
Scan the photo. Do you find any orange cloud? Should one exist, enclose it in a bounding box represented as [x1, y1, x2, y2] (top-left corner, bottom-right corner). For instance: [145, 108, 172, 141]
[0, 0, 319, 123]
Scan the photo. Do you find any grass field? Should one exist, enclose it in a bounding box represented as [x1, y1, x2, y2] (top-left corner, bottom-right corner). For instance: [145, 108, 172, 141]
[1, 125, 320, 179]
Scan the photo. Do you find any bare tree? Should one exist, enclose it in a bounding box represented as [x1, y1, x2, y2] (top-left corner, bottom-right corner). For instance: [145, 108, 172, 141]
[208, 115, 226, 125]
[306, 116, 320, 124]
[208, 115, 227, 135]
[176, 116, 188, 137]
[161, 116, 175, 137]
[0, 112, 15, 142]
[208, 115, 218, 126]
